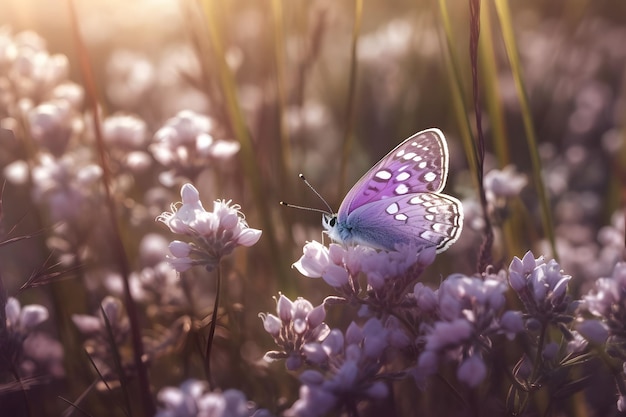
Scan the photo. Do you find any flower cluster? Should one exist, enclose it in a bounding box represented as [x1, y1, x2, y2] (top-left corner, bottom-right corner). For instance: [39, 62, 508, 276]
[155, 379, 271, 417]
[583, 262, 626, 348]
[415, 273, 523, 387]
[158, 183, 262, 272]
[150, 110, 240, 184]
[483, 165, 527, 209]
[1, 297, 50, 373]
[286, 318, 397, 417]
[30, 152, 103, 224]
[71, 296, 130, 384]
[260, 294, 329, 370]
[293, 240, 436, 305]
[102, 113, 152, 174]
[508, 251, 575, 326]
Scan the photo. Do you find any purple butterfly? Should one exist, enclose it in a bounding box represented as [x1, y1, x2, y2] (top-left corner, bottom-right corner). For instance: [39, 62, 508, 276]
[323, 128, 463, 252]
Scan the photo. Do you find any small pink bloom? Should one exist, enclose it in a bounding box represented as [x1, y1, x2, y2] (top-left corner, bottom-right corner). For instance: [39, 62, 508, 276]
[293, 241, 330, 278]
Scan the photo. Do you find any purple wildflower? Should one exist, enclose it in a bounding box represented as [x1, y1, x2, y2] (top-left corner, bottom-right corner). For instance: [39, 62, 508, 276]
[286, 318, 392, 417]
[260, 294, 329, 370]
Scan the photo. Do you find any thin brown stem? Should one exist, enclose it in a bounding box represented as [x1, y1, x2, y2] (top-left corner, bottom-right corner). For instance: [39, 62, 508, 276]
[205, 262, 222, 389]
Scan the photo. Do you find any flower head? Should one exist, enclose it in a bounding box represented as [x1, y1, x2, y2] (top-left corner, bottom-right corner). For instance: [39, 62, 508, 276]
[158, 183, 261, 272]
[415, 271, 522, 387]
[293, 240, 436, 308]
[155, 379, 268, 417]
[260, 294, 330, 370]
[285, 318, 394, 417]
[150, 110, 240, 183]
[509, 251, 574, 323]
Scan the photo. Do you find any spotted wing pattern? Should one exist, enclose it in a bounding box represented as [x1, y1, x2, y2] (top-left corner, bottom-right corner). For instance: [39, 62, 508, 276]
[340, 128, 449, 215]
[331, 128, 463, 253]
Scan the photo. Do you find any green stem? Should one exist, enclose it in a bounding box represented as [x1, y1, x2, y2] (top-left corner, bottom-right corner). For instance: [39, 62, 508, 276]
[338, 0, 363, 196]
[493, 0, 559, 260]
[66, 1, 153, 415]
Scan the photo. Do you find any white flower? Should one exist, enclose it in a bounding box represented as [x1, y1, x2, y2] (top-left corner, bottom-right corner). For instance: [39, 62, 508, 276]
[157, 183, 261, 272]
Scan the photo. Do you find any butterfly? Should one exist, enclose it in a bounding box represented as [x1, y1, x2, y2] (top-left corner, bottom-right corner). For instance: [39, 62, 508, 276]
[322, 128, 463, 253]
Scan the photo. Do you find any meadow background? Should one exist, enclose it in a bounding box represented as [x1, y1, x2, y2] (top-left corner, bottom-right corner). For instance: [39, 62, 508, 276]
[1, 0, 625, 416]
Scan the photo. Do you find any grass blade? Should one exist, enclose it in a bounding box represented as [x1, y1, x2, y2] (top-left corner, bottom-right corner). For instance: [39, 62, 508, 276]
[493, 0, 558, 259]
[337, 0, 363, 198]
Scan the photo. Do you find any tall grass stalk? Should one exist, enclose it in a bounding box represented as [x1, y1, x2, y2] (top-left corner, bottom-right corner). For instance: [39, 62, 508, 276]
[478, 1, 524, 260]
[66, 1, 155, 415]
[199, 0, 288, 285]
[478, 1, 508, 167]
[271, 0, 293, 181]
[338, 0, 363, 197]
[468, 0, 495, 271]
[436, 0, 479, 182]
[493, 0, 559, 260]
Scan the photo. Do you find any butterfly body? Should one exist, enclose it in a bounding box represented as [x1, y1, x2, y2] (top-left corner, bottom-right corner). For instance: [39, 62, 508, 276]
[323, 128, 463, 253]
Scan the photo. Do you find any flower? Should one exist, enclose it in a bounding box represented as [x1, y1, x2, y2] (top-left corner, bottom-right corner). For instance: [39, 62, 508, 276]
[100, 113, 153, 173]
[285, 318, 393, 417]
[4, 297, 49, 337]
[155, 379, 268, 417]
[509, 251, 574, 324]
[260, 294, 330, 370]
[484, 165, 527, 204]
[150, 110, 240, 183]
[293, 240, 436, 307]
[415, 271, 521, 387]
[3, 296, 49, 362]
[457, 355, 487, 388]
[1, 297, 61, 378]
[105, 49, 156, 110]
[157, 183, 261, 272]
[28, 99, 77, 157]
[31, 152, 103, 223]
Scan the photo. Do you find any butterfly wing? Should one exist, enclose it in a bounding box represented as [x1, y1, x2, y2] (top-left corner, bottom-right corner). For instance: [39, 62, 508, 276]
[339, 128, 450, 217]
[340, 193, 463, 253]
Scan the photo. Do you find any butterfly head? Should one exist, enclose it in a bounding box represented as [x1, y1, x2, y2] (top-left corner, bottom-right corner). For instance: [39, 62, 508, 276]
[322, 212, 346, 244]
[322, 213, 337, 232]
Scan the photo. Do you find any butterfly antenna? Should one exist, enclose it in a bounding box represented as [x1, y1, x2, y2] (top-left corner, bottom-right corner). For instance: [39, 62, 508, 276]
[279, 201, 329, 214]
[297, 174, 334, 213]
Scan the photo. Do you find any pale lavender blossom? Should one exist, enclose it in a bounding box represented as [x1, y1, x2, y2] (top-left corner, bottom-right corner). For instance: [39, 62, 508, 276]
[31, 152, 103, 223]
[293, 239, 436, 306]
[72, 297, 129, 366]
[4, 297, 49, 338]
[155, 379, 269, 417]
[105, 49, 156, 110]
[28, 99, 80, 157]
[292, 241, 358, 288]
[415, 272, 522, 387]
[457, 354, 487, 388]
[508, 251, 574, 324]
[104, 262, 187, 315]
[484, 165, 527, 206]
[150, 110, 240, 183]
[618, 395, 626, 413]
[575, 319, 609, 345]
[72, 296, 128, 340]
[3, 30, 69, 101]
[103, 113, 147, 149]
[1, 296, 66, 382]
[260, 294, 329, 370]
[157, 183, 261, 272]
[582, 262, 626, 370]
[286, 318, 392, 416]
